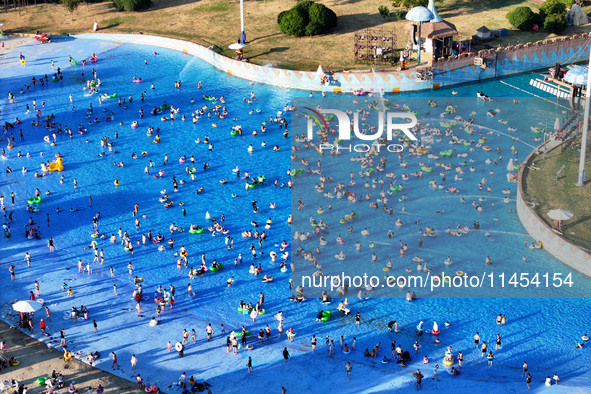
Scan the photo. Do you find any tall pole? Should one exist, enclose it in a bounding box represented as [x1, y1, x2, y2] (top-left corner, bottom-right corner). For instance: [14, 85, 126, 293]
[417, 21, 422, 66]
[576, 46, 591, 186]
[240, 0, 246, 44]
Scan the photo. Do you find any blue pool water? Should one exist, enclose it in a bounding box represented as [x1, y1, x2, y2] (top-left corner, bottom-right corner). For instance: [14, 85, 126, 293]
[0, 37, 590, 393]
[289, 96, 591, 299]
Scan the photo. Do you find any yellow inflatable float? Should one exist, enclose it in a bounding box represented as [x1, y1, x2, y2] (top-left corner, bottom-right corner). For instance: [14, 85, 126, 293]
[48, 157, 64, 172]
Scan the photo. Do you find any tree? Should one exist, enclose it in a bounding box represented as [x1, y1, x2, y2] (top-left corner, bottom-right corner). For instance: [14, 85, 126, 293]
[278, 8, 309, 36]
[378, 5, 391, 18]
[544, 13, 567, 34]
[393, 0, 442, 9]
[278, 1, 337, 37]
[506, 6, 537, 30]
[63, 0, 80, 20]
[308, 3, 337, 31]
[112, 0, 151, 12]
[539, 0, 566, 20]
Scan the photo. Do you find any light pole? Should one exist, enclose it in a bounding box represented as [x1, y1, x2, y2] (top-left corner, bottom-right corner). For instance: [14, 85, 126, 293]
[240, 0, 246, 44]
[576, 46, 591, 186]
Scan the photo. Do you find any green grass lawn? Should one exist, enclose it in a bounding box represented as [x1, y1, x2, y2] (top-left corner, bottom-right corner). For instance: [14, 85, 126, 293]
[2, 0, 591, 70]
[522, 136, 591, 250]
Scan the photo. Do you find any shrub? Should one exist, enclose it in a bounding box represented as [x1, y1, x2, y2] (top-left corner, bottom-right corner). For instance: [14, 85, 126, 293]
[533, 12, 545, 27]
[395, 9, 407, 20]
[309, 3, 337, 30]
[402, 0, 428, 7]
[277, 10, 287, 25]
[278, 1, 337, 37]
[561, 0, 576, 8]
[393, 0, 442, 10]
[378, 5, 391, 18]
[112, 0, 152, 12]
[63, 0, 80, 20]
[295, 0, 315, 14]
[544, 13, 567, 34]
[279, 8, 309, 36]
[63, 0, 80, 12]
[506, 6, 537, 30]
[539, 0, 566, 19]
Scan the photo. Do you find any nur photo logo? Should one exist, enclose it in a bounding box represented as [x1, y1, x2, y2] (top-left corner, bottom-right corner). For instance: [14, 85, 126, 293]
[301, 104, 418, 153]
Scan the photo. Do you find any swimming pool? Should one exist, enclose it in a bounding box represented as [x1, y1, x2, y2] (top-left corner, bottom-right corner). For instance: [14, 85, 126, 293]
[289, 96, 591, 299]
[1, 36, 590, 393]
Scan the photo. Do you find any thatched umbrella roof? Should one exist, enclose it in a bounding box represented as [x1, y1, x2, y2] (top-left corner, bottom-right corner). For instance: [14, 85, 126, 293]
[406, 20, 458, 40]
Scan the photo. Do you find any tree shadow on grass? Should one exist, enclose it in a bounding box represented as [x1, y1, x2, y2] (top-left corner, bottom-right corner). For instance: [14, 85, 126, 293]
[147, 0, 202, 11]
[246, 46, 289, 60]
[437, 0, 530, 20]
[247, 32, 283, 45]
[332, 13, 393, 35]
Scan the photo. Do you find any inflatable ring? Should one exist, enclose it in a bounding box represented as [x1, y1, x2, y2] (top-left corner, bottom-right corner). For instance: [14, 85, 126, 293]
[36, 377, 50, 385]
[10, 360, 19, 366]
[456, 271, 465, 276]
[320, 310, 332, 321]
[442, 358, 454, 366]
[234, 331, 251, 337]
[27, 196, 42, 205]
[210, 263, 224, 272]
[582, 336, 589, 341]
[64, 352, 72, 360]
[431, 329, 440, 335]
[487, 356, 494, 360]
[416, 325, 423, 331]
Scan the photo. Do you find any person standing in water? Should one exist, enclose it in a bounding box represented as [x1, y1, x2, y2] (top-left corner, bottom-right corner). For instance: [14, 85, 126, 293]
[526, 373, 532, 390]
[345, 362, 352, 380]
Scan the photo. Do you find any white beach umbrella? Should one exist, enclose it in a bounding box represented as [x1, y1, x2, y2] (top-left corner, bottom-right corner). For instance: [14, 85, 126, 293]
[12, 300, 43, 313]
[316, 65, 325, 77]
[564, 66, 589, 86]
[229, 43, 246, 50]
[547, 209, 573, 221]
